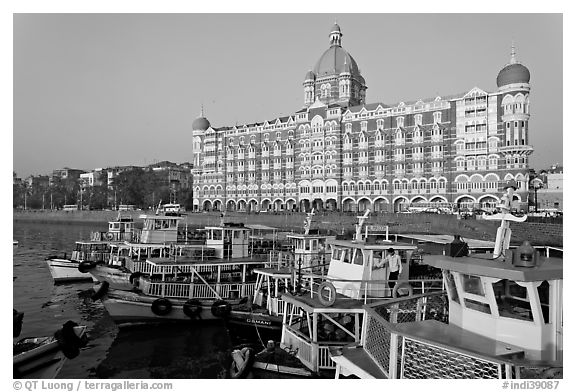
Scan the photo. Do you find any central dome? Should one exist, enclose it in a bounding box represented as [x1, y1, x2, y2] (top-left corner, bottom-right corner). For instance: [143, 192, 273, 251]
[313, 46, 360, 78]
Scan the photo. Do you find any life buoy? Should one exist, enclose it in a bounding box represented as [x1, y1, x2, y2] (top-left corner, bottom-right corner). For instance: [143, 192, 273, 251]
[54, 320, 86, 359]
[105, 232, 114, 241]
[78, 261, 96, 273]
[91, 281, 109, 301]
[230, 347, 254, 379]
[129, 272, 143, 288]
[183, 299, 202, 319]
[392, 282, 414, 298]
[317, 281, 337, 307]
[211, 300, 232, 318]
[151, 298, 172, 316]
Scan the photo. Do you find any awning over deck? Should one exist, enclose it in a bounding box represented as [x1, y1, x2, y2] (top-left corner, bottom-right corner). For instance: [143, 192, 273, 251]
[396, 234, 495, 249]
[423, 254, 563, 282]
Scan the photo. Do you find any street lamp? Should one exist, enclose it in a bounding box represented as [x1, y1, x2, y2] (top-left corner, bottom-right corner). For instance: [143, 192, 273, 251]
[534, 182, 542, 213]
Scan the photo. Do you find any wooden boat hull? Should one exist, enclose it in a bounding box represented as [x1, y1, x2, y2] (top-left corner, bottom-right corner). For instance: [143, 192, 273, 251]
[13, 326, 87, 379]
[100, 289, 282, 329]
[101, 289, 231, 323]
[45, 259, 95, 283]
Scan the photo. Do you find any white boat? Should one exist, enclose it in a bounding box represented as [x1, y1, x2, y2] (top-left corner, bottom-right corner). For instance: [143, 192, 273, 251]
[330, 183, 563, 379]
[13, 321, 87, 379]
[276, 210, 443, 375]
[93, 223, 283, 324]
[45, 214, 137, 283]
[45, 241, 110, 283]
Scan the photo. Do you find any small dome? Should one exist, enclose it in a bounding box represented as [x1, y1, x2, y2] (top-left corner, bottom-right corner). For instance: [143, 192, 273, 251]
[497, 45, 530, 88]
[304, 70, 316, 81]
[497, 63, 530, 87]
[192, 116, 210, 131]
[331, 23, 341, 33]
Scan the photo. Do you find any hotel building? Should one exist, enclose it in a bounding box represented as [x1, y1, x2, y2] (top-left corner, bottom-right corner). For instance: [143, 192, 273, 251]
[192, 24, 532, 213]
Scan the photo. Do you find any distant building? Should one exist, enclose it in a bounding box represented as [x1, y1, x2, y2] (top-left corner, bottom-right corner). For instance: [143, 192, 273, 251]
[51, 167, 85, 182]
[192, 23, 533, 213]
[533, 164, 563, 211]
[80, 168, 107, 188]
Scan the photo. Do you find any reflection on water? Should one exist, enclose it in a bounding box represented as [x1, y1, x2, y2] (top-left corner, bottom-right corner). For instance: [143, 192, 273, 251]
[94, 323, 230, 379]
[13, 221, 232, 379]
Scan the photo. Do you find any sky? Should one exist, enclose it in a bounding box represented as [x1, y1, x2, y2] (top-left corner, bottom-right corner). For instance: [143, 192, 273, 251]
[12, 12, 563, 178]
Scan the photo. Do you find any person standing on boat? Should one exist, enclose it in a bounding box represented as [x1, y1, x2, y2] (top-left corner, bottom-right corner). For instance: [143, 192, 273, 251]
[384, 248, 402, 290]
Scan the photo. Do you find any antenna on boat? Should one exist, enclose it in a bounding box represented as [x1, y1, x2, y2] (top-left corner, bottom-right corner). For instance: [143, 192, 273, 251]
[303, 208, 315, 235]
[155, 200, 162, 215]
[354, 209, 371, 242]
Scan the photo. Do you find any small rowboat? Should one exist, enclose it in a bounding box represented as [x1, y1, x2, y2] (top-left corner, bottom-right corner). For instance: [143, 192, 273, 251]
[13, 321, 87, 379]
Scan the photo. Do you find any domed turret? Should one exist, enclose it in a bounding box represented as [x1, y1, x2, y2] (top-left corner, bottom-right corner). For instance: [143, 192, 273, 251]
[304, 70, 316, 81]
[497, 44, 530, 88]
[192, 107, 211, 131]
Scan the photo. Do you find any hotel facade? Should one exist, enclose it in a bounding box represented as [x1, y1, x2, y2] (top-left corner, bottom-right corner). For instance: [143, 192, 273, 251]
[192, 24, 533, 213]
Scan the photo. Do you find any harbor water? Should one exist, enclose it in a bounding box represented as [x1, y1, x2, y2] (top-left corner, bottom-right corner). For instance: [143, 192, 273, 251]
[13, 221, 232, 378]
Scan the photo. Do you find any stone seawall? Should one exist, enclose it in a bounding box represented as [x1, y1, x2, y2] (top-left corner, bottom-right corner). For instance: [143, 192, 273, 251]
[13, 210, 562, 247]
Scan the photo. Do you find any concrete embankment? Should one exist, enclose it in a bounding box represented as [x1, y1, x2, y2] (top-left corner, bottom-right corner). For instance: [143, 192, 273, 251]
[12, 210, 563, 247]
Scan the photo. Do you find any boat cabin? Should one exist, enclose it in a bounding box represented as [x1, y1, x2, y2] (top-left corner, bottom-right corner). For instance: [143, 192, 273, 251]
[106, 215, 135, 242]
[424, 251, 563, 362]
[326, 227, 417, 299]
[90, 214, 136, 242]
[139, 214, 183, 243]
[203, 223, 251, 259]
[287, 232, 333, 273]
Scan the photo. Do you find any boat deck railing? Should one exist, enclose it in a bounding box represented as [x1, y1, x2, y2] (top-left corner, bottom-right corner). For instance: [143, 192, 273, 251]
[299, 274, 445, 304]
[356, 293, 553, 379]
[139, 277, 257, 300]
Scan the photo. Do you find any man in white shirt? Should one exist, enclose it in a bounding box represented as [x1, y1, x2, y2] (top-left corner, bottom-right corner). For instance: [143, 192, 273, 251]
[385, 247, 402, 290]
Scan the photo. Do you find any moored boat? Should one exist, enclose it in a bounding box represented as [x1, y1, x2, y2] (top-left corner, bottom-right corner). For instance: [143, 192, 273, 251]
[330, 182, 563, 379]
[276, 209, 444, 375]
[13, 321, 88, 379]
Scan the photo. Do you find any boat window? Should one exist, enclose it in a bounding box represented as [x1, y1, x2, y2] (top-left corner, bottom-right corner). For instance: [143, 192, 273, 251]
[353, 249, 363, 265]
[311, 240, 317, 251]
[332, 248, 341, 261]
[444, 271, 460, 304]
[537, 281, 550, 324]
[342, 249, 351, 264]
[463, 298, 491, 314]
[169, 219, 177, 228]
[154, 220, 162, 230]
[305, 240, 310, 251]
[213, 230, 222, 240]
[462, 274, 485, 296]
[492, 280, 534, 322]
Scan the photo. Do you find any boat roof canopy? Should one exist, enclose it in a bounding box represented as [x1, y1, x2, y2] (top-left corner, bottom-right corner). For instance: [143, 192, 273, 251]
[423, 254, 562, 282]
[327, 239, 418, 251]
[396, 234, 495, 248]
